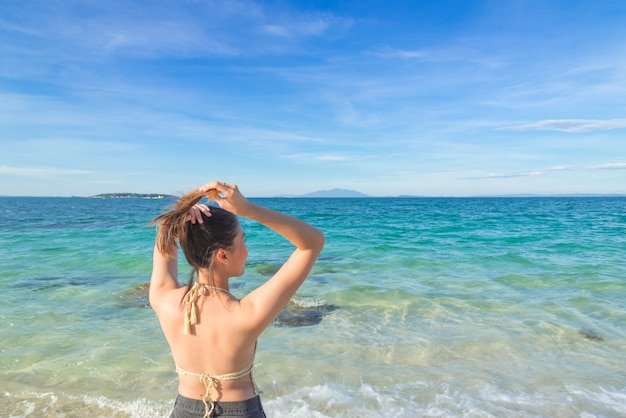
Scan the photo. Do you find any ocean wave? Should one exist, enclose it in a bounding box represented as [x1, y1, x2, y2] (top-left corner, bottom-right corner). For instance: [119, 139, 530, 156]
[264, 382, 626, 417]
[3, 373, 625, 417]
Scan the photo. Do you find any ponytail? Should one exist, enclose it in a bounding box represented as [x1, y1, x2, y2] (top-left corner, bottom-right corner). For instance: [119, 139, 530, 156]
[151, 188, 239, 285]
[151, 189, 206, 259]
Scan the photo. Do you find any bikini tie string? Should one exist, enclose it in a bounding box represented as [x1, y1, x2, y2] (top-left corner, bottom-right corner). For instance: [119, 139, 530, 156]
[183, 282, 231, 335]
[197, 374, 217, 418]
[176, 354, 259, 418]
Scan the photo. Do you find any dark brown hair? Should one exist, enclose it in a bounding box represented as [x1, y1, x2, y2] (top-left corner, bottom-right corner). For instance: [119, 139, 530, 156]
[151, 189, 239, 288]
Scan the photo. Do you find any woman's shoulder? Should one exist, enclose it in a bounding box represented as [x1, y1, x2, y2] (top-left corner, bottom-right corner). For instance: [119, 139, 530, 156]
[151, 286, 186, 316]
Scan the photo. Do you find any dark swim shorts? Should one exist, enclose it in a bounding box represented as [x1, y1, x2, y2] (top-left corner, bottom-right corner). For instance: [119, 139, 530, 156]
[170, 394, 267, 418]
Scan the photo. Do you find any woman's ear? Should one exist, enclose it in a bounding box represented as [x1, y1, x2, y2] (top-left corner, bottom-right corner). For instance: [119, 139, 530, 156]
[216, 248, 228, 263]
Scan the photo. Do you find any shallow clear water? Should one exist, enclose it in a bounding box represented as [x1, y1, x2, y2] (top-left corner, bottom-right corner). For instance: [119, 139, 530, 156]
[1, 196, 625, 417]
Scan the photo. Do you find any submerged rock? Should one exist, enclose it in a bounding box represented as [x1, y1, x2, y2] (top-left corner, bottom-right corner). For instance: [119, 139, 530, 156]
[136, 282, 150, 290]
[274, 296, 337, 327]
[116, 282, 152, 308]
[246, 262, 281, 276]
[578, 328, 604, 342]
[125, 282, 336, 327]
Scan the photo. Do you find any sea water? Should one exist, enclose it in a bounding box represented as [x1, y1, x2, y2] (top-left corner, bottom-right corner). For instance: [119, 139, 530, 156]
[1, 196, 625, 417]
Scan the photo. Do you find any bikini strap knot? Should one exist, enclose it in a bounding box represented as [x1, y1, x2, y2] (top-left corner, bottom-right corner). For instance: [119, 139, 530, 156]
[183, 282, 232, 335]
[183, 282, 202, 335]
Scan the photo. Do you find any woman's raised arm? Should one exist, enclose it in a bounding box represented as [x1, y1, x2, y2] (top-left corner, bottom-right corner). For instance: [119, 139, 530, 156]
[149, 203, 211, 308]
[199, 181, 325, 335]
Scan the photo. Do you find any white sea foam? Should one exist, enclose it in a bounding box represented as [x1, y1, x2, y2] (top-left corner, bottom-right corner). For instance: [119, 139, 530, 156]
[81, 394, 171, 417]
[8, 400, 34, 418]
[567, 385, 626, 416]
[2, 390, 171, 418]
[3, 381, 626, 417]
[264, 382, 626, 417]
[291, 294, 327, 308]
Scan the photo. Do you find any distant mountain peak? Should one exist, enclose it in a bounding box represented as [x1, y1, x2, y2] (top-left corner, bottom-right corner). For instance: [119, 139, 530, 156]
[301, 188, 369, 198]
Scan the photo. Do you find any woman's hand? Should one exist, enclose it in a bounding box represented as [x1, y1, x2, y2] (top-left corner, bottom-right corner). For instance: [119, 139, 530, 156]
[198, 181, 252, 217]
[186, 203, 211, 224]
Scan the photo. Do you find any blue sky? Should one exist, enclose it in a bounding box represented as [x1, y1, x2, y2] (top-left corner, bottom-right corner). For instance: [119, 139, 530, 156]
[1, 0, 626, 197]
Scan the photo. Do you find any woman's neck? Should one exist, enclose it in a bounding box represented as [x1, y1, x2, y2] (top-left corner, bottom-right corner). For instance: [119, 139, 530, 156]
[197, 270, 229, 290]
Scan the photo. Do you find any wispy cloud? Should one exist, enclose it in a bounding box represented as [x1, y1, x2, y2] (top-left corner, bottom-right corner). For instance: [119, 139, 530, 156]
[381, 49, 429, 59]
[261, 14, 338, 37]
[262, 25, 292, 37]
[499, 119, 626, 133]
[0, 1, 351, 61]
[95, 21, 239, 57]
[283, 152, 366, 162]
[0, 165, 93, 178]
[317, 154, 349, 161]
[589, 162, 626, 170]
[467, 161, 626, 179]
[478, 168, 565, 179]
[0, 18, 41, 36]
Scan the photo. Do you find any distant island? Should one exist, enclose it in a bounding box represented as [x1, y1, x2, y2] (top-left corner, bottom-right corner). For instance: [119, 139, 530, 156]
[89, 189, 370, 199]
[88, 191, 625, 200]
[90, 193, 177, 199]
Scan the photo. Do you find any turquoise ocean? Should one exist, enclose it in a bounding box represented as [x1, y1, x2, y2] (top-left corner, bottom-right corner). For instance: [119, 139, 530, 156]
[1, 196, 625, 417]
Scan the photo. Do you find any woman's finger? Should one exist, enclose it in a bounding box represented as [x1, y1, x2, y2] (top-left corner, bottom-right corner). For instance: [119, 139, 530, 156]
[197, 204, 212, 217]
[186, 209, 197, 224]
[199, 181, 234, 202]
[199, 181, 224, 193]
[186, 203, 211, 224]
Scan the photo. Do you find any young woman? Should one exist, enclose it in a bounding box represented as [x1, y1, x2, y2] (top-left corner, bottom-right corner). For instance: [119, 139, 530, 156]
[150, 181, 325, 418]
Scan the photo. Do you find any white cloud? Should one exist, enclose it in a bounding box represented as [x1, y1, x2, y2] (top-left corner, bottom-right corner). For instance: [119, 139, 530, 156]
[317, 154, 348, 161]
[468, 161, 626, 179]
[296, 17, 332, 36]
[373, 48, 429, 60]
[262, 25, 291, 37]
[0, 19, 41, 36]
[482, 170, 550, 179]
[1, 2, 348, 61]
[499, 118, 626, 133]
[259, 13, 347, 41]
[589, 162, 626, 170]
[283, 152, 362, 162]
[0, 165, 93, 178]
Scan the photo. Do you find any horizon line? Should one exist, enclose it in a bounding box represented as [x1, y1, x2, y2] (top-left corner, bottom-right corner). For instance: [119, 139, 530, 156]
[2, 193, 626, 199]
